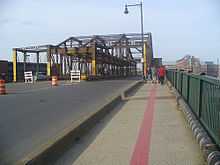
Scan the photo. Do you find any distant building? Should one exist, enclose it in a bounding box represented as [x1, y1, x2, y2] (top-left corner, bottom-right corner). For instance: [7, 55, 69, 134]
[176, 55, 192, 71]
[191, 56, 201, 74]
[200, 63, 207, 74]
[207, 63, 218, 77]
[163, 61, 176, 70]
[175, 55, 219, 77]
[205, 61, 214, 65]
[218, 59, 220, 78]
[200, 61, 219, 77]
[0, 60, 9, 80]
[218, 65, 220, 78]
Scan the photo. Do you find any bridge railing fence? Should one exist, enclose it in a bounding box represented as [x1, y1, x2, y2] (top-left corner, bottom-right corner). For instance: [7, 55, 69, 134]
[166, 70, 220, 148]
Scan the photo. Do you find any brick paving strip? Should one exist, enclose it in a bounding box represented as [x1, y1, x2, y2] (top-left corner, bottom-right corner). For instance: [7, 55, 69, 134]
[130, 85, 157, 165]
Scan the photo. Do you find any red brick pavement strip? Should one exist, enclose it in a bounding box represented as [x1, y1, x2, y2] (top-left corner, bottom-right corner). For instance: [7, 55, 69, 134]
[130, 85, 157, 165]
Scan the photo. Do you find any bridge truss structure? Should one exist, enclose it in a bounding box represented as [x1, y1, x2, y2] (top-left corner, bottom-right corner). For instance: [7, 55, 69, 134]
[12, 33, 153, 82]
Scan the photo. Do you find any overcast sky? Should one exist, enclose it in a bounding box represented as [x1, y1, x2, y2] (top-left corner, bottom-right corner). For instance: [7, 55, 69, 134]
[0, 0, 220, 62]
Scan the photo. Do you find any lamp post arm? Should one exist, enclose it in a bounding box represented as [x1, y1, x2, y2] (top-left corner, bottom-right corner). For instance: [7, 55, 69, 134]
[127, 3, 141, 7]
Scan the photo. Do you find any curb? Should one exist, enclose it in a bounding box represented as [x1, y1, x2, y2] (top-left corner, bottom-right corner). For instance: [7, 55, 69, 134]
[17, 80, 143, 165]
[167, 81, 220, 165]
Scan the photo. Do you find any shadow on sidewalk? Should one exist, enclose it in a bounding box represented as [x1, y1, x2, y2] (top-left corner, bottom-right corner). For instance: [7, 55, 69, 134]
[123, 95, 176, 101]
[54, 83, 144, 165]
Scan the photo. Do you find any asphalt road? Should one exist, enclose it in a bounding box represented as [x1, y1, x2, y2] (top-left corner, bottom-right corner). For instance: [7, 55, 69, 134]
[0, 79, 138, 164]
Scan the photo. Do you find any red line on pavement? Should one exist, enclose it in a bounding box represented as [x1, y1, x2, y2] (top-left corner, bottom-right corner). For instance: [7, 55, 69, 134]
[130, 85, 157, 165]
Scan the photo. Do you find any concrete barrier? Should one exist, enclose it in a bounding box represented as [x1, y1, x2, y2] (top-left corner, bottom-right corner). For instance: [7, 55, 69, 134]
[17, 80, 143, 165]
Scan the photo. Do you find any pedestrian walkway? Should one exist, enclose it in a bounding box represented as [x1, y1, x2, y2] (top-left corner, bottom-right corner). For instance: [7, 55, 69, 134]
[55, 83, 205, 165]
[149, 85, 205, 165]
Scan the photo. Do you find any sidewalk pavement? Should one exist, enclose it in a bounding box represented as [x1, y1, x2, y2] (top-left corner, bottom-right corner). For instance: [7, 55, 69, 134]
[55, 83, 205, 165]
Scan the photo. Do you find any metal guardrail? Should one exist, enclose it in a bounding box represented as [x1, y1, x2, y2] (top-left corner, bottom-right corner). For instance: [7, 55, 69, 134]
[167, 70, 220, 148]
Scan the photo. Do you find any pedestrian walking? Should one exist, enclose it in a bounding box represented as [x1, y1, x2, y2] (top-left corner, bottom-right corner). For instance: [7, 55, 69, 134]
[158, 66, 166, 85]
[152, 67, 157, 83]
[144, 67, 148, 81]
[0, 73, 6, 81]
[148, 67, 152, 81]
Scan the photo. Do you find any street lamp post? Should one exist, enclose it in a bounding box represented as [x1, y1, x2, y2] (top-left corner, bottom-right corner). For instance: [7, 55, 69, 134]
[124, 1, 145, 79]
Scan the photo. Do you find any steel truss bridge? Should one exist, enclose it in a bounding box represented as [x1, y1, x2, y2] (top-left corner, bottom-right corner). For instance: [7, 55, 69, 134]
[12, 33, 153, 81]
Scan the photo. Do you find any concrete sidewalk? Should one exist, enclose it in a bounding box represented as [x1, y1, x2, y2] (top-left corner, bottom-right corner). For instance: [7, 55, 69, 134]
[55, 83, 205, 165]
[149, 85, 205, 165]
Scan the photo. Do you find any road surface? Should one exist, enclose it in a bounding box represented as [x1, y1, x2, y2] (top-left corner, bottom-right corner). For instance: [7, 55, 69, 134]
[0, 79, 138, 164]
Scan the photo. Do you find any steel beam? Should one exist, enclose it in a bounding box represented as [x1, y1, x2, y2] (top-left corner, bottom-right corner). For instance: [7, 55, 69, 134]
[13, 33, 153, 79]
[143, 42, 147, 78]
[92, 42, 96, 76]
[47, 47, 51, 77]
[13, 49, 17, 82]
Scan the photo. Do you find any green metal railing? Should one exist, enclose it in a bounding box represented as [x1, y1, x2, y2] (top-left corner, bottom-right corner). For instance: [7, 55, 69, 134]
[167, 70, 220, 147]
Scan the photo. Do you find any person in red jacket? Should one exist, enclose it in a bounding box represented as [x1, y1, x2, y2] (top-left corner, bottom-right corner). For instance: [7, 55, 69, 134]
[158, 66, 166, 85]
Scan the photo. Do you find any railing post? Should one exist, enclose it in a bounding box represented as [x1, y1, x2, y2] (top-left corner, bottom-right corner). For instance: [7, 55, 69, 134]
[198, 79, 203, 118]
[175, 71, 177, 89]
[186, 75, 190, 103]
[180, 72, 183, 95]
[172, 71, 174, 85]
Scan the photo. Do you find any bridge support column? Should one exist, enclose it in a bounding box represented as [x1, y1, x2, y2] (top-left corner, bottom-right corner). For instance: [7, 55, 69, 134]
[143, 42, 147, 78]
[36, 52, 39, 77]
[23, 52, 27, 72]
[92, 42, 96, 76]
[60, 55, 63, 76]
[13, 49, 17, 82]
[47, 47, 51, 77]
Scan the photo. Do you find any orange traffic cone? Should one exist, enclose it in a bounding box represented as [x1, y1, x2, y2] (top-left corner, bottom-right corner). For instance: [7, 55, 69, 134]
[52, 76, 58, 86]
[0, 80, 6, 95]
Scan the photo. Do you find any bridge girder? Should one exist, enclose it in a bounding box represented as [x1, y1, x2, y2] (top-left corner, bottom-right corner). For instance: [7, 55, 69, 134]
[12, 33, 153, 81]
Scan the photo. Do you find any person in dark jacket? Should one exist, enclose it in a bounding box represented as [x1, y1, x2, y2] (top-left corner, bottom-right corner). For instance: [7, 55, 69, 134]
[0, 73, 6, 81]
[148, 67, 152, 80]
